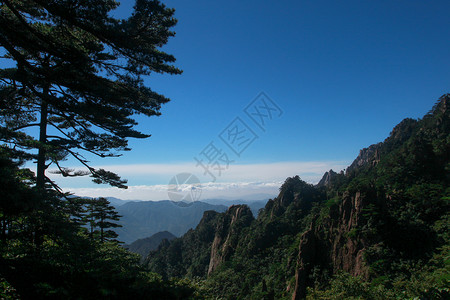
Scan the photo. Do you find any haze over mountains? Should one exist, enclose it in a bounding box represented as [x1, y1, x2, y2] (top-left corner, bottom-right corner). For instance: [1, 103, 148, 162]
[110, 199, 268, 244]
[113, 200, 226, 244]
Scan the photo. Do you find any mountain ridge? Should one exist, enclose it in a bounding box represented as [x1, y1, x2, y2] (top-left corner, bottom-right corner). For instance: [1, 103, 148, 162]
[145, 94, 449, 299]
[125, 231, 176, 262]
[115, 200, 228, 244]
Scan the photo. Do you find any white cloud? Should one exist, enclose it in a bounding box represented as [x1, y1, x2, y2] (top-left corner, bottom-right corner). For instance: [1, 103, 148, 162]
[56, 160, 349, 201]
[64, 181, 281, 201]
[50, 160, 348, 185]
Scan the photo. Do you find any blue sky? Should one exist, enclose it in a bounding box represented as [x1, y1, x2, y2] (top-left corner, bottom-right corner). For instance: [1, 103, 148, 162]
[48, 0, 450, 200]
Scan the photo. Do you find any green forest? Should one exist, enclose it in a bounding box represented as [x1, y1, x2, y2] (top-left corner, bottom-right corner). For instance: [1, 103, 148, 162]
[145, 95, 449, 299]
[0, 0, 198, 298]
[1, 0, 449, 299]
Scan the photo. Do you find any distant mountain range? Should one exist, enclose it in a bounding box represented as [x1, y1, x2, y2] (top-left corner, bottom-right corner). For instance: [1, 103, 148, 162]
[105, 197, 135, 207]
[105, 197, 269, 244]
[113, 200, 228, 244]
[201, 199, 268, 216]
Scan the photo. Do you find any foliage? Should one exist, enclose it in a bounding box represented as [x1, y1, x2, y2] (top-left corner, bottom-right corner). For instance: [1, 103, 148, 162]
[307, 244, 449, 300]
[86, 197, 122, 243]
[146, 211, 221, 279]
[0, 0, 181, 190]
[145, 95, 450, 299]
[0, 150, 200, 298]
[0, 1, 205, 299]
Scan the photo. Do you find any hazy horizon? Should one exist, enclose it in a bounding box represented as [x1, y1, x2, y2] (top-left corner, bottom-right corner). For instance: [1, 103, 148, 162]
[45, 0, 449, 201]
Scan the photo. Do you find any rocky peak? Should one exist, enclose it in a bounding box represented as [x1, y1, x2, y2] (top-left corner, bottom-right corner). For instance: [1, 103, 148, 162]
[430, 93, 449, 115]
[317, 169, 338, 187]
[345, 143, 382, 175]
[427, 94, 450, 133]
[198, 210, 220, 226]
[383, 118, 418, 149]
[208, 205, 253, 275]
[389, 118, 417, 138]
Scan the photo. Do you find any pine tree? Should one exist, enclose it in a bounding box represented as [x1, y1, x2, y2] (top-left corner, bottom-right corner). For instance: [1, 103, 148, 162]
[88, 197, 121, 243]
[0, 0, 181, 192]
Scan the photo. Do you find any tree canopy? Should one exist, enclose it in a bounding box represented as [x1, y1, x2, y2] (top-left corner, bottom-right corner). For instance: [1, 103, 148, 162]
[0, 2, 204, 298]
[0, 0, 181, 191]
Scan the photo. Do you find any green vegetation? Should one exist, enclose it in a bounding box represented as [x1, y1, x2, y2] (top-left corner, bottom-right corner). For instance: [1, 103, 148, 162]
[0, 157, 200, 298]
[145, 95, 450, 299]
[114, 200, 227, 244]
[0, 2, 448, 298]
[0, 1, 202, 298]
[127, 231, 176, 262]
[0, 0, 181, 189]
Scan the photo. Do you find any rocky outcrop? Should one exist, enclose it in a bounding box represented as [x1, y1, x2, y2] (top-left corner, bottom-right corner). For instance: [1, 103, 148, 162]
[292, 95, 450, 298]
[388, 118, 417, 142]
[208, 205, 254, 275]
[292, 191, 371, 299]
[345, 143, 382, 175]
[291, 222, 319, 300]
[317, 169, 338, 187]
[328, 191, 370, 277]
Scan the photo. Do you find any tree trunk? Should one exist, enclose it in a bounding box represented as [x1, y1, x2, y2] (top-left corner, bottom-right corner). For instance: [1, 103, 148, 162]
[36, 85, 49, 190]
[100, 217, 104, 243]
[1, 216, 6, 241]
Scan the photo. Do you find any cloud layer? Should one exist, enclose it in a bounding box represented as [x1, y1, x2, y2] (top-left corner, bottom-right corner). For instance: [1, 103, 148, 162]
[65, 181, 281, 201]
[53, 160, 349, 201]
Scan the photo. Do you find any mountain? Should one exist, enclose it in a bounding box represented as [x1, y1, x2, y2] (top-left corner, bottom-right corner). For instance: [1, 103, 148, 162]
[106, 197, 136, 207]
[316, 169, 339, 187]
[201, 199, 269, 217]
[125, 231, 176, 262]
[145, 94, 450, 299]
[115, 200, 227, 244]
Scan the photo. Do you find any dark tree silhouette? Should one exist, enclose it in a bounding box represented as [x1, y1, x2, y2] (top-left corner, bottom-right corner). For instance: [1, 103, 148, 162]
[0, 0, 181, 192]
[87, 197, 121, 243]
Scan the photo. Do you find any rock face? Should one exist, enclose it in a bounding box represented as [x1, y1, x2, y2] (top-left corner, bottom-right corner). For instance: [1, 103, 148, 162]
[328, 191, 370, 277]
[388, 118, 417, 143]
[291, 96, 450, 298]
[292, 191, 371, 299]
[345, 143, 382, 175]
[208, 205, 254, 275]
[291, 223, 319, 300]
[317, 169, 338, 187]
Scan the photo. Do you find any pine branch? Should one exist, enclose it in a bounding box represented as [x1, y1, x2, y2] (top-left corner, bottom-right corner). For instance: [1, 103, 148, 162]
[11, 123, 40, 131]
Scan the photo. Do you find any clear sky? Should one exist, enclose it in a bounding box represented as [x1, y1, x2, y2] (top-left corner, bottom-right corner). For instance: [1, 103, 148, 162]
[49, 0, 450, 200]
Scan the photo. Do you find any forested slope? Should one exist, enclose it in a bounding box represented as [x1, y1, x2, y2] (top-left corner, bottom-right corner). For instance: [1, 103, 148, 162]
[146, 94, 450, 299]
